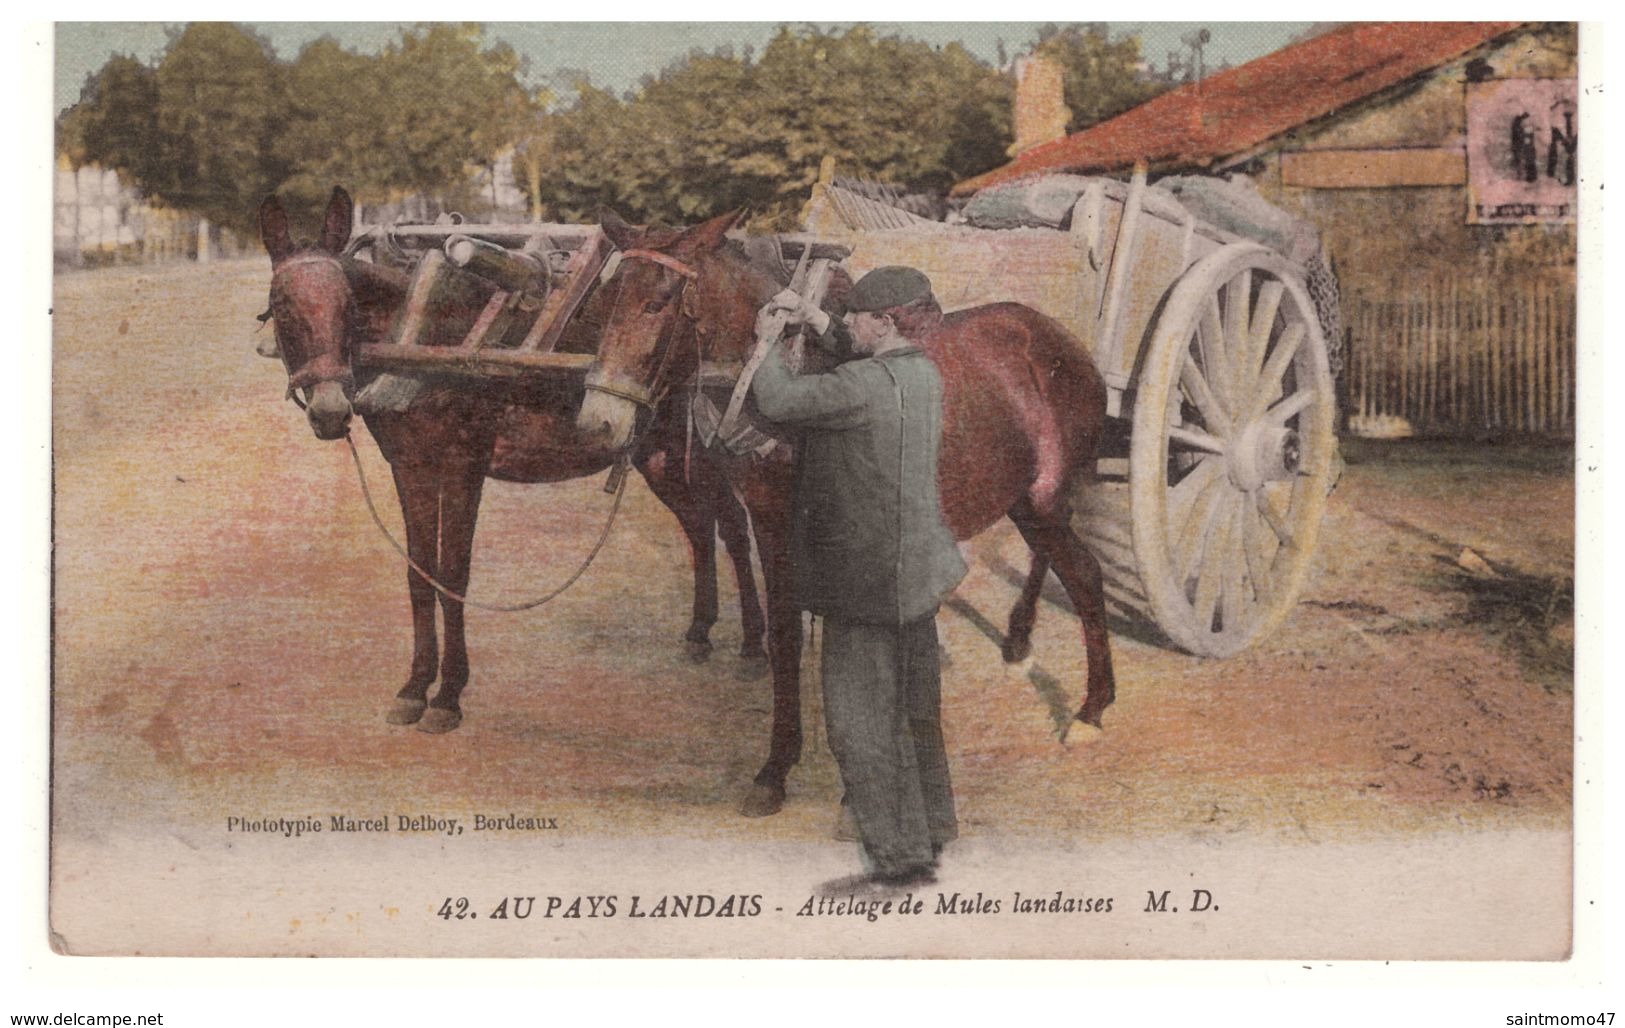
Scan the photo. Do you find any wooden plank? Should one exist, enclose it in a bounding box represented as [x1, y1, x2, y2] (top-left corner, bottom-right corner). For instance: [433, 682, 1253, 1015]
[1456, 272, 1469, 428]
[358, 343, 595, 377]
[1430, 274, 1443, 425]
[1477, 279, 1489, 431]
[1401, 290, 1412, 425]
[1354, 293, 1368, 419]
[773, 236, 854, 263]
[1488, 287, 1500, 431]
[517, 229, 612, 353]
[1524, 279, 1536, 433]
[460, 289, 515, 354]
[366, 223, 598, 248]
[1538, 277, 1551, 433]
[1280, 148, 1466, 189]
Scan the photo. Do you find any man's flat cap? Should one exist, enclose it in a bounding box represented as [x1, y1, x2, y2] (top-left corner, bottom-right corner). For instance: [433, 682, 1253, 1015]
[846, 266, 933, 312]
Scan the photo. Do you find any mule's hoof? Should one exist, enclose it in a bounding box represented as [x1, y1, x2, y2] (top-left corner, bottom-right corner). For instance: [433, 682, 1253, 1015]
[685, 638, 714, 663]
[735, 653, 770, 680]
[1001, 637, 1033, 664]
[1004, 654, 1036, 678]
[417, 707, 463, 734]
[385, 698, 428, 726]
[1061, 721, 1105, 746]
[739, 783, 785, 818]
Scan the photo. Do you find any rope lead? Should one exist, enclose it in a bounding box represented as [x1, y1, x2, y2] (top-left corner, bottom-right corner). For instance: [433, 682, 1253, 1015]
[344, 432, 629, 612]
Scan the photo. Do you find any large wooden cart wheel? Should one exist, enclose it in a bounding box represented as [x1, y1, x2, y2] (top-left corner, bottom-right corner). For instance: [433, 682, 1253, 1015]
[1129, 244, 1337, 657]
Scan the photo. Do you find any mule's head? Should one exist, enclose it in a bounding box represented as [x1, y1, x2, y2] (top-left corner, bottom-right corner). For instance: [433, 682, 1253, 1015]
[259, 186, 358, 441]
[576, 207, 756, 450]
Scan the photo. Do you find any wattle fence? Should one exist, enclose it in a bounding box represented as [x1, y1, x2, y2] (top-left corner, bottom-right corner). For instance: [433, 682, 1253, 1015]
[1340, 268, 1576, 438]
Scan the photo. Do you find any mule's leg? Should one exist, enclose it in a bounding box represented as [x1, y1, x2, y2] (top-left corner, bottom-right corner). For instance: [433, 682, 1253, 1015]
[739, 494, 802, 817]
[1008, 501, 1117, 728]
[1003, 551, 1050, 664]
[715, 481, 767, 668]
[419, 464, 487, 734]
[385, 464, 440, 726]
[636, 455, 722, 662]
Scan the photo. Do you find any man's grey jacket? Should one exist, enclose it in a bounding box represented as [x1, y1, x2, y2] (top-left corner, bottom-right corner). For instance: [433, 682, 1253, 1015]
[751, 335, 967, 626]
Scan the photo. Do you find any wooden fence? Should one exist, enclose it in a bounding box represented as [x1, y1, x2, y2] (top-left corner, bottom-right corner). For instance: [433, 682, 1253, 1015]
[1340, 268, 1576, 438]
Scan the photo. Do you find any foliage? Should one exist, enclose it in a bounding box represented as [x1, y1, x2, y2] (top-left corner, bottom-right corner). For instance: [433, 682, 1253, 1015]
[379, 25, 532, 200]
[532, 26, 1015, 227]
[60, 22, 538, 233]
[277, 36, 395, 216]
[57, 22, 1166, 235]
[61, 25, 290, 236]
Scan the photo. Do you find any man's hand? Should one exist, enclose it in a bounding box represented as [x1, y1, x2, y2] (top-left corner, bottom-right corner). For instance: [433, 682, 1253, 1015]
[768, 288, 831, 335]
[755, 304, 793, 347]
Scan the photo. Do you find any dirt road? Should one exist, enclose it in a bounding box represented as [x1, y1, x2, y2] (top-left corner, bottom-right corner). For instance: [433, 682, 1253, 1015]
[48, 259, 1575, 956]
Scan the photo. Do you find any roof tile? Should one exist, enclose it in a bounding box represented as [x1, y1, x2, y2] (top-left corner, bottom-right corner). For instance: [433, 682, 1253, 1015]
[953, 22, 1525, 195]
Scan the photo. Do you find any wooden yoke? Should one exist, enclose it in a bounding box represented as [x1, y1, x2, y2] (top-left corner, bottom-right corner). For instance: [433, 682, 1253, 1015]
[357, 226, 605, 380]
[706, 237, 849, 451]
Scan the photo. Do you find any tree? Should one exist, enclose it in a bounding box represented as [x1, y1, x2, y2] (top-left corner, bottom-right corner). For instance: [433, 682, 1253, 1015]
[532, 26, 1016, 228]
[57, 55, 166, 180]
[151, 23, 291, 236]
[60, 24, 289, 237]
[277, 36, 397, 219]
[373, 24, 536, 209]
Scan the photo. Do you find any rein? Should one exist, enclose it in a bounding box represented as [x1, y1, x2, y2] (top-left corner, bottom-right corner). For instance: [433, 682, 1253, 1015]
[343, 431, 631, 613]
[266, 255, 631, 613]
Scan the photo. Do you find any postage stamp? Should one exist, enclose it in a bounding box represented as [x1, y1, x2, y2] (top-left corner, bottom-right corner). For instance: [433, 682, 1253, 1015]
[44, 21, 1588, 963]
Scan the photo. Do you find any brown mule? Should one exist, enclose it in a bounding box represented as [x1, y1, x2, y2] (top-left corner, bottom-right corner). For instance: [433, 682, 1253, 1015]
[577, 209, 1117, 816]
[259, 187, 767, 732]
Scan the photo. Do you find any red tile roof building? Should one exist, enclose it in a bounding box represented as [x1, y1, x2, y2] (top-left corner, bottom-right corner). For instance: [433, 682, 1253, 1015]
[954, 22, 1578, 439]
[954, 22, 1524, 194]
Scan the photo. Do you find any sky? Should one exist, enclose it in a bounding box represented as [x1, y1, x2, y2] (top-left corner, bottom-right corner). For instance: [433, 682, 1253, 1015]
[53, 21, 1314, 113]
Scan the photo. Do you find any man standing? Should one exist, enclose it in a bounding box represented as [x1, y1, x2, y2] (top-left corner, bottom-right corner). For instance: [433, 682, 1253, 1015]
[751, 267, 966, 890]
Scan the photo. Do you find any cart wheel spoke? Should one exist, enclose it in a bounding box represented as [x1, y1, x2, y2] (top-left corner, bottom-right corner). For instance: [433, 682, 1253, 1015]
[1223, 270, 1252, 403]
[1169, 458, 1223, 526]
[1245, 279, 1285, 396]
[1191, 499, 1236, 631]
[1199, 296, 1229, 413]
[1176, 467, 1222, 574]
[1217, 496, 1251, 630]
[1169, 423, 1227, 456]
[1242, 491, 1276, 607]
[1266, 388, 1317, 424]
[1256, 485, 1293, 548]
[1180, 355, 1233, 437]
[1176, 473, 1228, 580]
[1248, 322, 1304, 422]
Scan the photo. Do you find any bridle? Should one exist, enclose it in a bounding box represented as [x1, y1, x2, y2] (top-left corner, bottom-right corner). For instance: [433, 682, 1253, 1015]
[266, 252, 356, 406]
[581, 248, 703, 414]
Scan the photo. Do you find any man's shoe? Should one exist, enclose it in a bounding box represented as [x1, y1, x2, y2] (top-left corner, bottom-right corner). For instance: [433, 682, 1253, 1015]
[871, 865, 937, 890]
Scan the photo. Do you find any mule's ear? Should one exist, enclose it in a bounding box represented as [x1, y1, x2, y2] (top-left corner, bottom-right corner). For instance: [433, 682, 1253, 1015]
[321, 186, 353, 254]
[598, 207, 639, 251]
[259, 195, 294, 262]
[679, 208, 746, 254]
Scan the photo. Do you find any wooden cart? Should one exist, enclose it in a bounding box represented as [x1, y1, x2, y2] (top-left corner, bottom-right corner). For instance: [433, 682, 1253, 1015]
[354, 168, 1339, 658]
[805, 167, 1340, 658]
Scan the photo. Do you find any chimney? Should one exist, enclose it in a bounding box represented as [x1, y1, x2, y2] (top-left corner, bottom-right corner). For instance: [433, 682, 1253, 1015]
[1009, 54, 1070, 157]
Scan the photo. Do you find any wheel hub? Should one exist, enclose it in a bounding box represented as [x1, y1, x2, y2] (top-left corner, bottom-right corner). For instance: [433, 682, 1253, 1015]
[1227, 419, 1301, 492]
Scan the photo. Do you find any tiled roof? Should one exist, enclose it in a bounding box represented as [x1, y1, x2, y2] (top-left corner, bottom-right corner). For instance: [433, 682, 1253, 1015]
[953, 22, 1525, 195]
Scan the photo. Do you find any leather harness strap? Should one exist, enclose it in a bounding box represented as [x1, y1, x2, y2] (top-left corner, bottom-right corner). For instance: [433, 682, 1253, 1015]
[618, 249, 699, 280]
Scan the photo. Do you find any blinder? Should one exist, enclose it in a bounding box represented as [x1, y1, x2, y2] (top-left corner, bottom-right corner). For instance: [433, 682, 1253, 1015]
[582, 248, 704, 414]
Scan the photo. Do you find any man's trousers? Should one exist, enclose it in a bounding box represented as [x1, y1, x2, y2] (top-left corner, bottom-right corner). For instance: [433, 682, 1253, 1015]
[821, 612, 958, 876]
